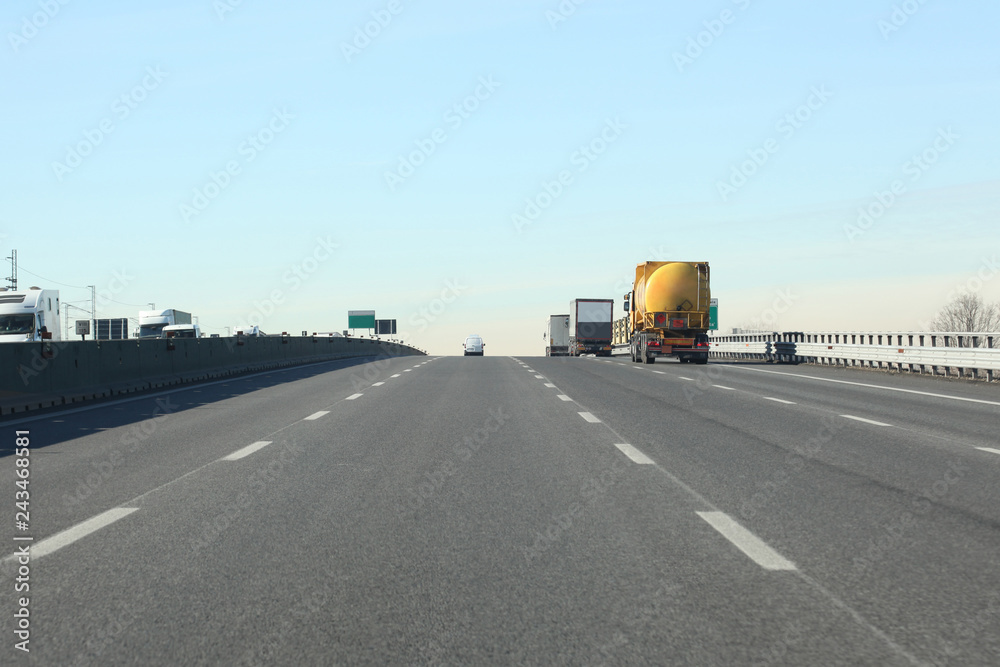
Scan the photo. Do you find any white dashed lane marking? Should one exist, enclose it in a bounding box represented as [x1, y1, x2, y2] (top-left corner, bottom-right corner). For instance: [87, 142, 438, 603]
[223, 441, 272, 461]
[615, 443, 654, 465]
[841, 415, 892, 427]
[696, 511, 797, 571]
[15, 508, 140, 561]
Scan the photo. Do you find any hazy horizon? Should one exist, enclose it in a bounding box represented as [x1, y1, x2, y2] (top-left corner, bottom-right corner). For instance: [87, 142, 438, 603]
[3, 1, 998, 356]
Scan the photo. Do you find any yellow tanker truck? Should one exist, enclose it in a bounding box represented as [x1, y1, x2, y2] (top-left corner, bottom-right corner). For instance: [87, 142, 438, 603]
[614, 261, 711, 364]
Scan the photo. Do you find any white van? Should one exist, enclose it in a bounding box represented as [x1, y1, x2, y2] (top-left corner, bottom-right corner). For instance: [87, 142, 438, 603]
[463, 334, 484, 356]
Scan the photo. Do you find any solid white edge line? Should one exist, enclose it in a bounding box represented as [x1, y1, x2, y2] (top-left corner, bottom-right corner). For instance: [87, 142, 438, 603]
[764, 397, 797, 405]
[578, 412, 601, 423]
[976, 447, 1000, 455]
[615, 443, 654, 465]
[557, 395, 573, 401]
[841, 414, 892, 427]
[18, 508, 140, 561]
[725, 365, 1000, 407]
[223, 440, 273, 461]
[346, 393, 363, 400]
[304, 411, 329, 420]
[696, 511, 797, 571]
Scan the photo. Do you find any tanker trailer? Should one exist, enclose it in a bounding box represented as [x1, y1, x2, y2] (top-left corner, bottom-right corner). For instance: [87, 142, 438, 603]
[619, 261, 711, 364]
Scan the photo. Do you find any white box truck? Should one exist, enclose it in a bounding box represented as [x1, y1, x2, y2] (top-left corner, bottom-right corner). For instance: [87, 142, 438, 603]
[544, 314, 570, 356]
[0, 287, 61, 342]
[569, 299, 613, 356]
[137, 309, 192, 338]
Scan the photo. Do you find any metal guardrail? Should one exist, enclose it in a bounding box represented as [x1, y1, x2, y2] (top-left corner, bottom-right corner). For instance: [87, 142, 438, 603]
[708, 331, 1000, 381]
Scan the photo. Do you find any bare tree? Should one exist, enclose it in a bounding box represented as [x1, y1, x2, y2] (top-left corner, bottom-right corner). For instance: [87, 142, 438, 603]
[930, 293, 1000, 347]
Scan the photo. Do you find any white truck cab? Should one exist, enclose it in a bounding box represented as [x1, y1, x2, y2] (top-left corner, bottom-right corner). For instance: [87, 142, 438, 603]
[162, 323, 201, 339]
[0, 288, 60, 342]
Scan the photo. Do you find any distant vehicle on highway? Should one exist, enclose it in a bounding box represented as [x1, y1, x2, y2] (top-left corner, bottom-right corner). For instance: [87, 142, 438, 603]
[234, 325, 265, 336]
[569, 299, 613, 356]
[463, 334, 484, 356]
[138, 309, 192, 339]
[545, 314, 570, 356]
[0, 287, 60, 342]
[617, 260, 711, 364]
[162, 323, 201, 338]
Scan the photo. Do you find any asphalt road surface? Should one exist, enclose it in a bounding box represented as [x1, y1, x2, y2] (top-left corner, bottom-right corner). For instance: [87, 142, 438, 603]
[2, 354, 998, 665]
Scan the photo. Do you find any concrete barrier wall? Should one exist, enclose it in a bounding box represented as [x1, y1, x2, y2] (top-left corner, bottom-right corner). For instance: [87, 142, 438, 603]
[0, 336, 422, 415]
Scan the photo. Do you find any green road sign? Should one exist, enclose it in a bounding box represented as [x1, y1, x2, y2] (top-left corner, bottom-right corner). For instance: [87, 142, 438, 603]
[348, 310, 375, 329]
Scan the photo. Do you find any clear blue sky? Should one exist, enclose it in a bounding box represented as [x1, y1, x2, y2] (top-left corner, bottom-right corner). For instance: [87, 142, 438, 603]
[2, 0, 998, 354]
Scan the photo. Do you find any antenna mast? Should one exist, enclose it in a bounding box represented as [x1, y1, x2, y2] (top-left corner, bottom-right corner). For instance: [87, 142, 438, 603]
[5, 249, 15, 290]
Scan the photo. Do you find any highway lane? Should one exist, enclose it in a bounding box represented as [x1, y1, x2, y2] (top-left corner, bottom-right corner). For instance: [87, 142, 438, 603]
[0, 355, 424, 541]
[1, 355, 997, 664]
[537, 355, 1000, 665]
